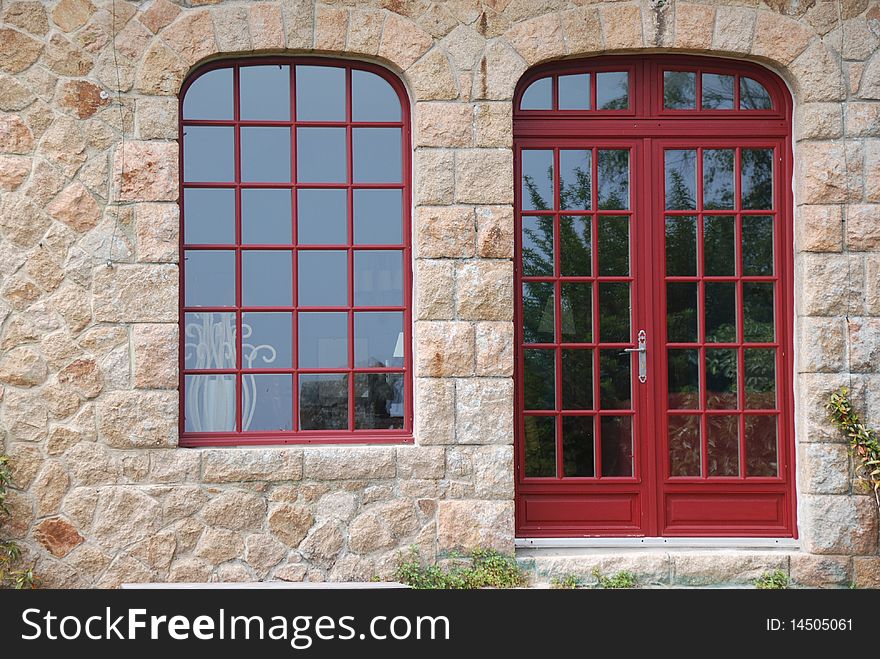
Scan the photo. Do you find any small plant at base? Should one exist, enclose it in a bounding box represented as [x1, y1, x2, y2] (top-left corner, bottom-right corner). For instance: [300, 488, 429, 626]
[826, 388, 880, 514]
[754, 569, 789, 590]
[550, 575, 581, 589]
[0, 455, 39, 589]
[592, 567, 636, 589]
[394, 547, 527, 589]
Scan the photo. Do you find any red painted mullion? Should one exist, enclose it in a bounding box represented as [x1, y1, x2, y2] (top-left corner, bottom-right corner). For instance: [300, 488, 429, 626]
[695, 146, 708, 479]
[233, 64, 244, 434]
[733, 74, 741, 111]
[590, 72, 597, 111]
[346, 66, 355, 432]
[591, 146, 602, 478]
[552, 148, 563, 479]
[735, 145, 747, 478]
[290, 63, 299, 432]
[696, 68, 703, 111]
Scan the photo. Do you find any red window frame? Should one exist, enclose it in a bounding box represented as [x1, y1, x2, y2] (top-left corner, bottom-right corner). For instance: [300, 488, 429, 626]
[513, 55, 796, 537]
[178, 57, 413, 446]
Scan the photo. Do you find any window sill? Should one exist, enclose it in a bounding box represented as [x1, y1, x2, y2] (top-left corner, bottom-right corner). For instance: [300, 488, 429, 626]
[179, 433, 414, 448]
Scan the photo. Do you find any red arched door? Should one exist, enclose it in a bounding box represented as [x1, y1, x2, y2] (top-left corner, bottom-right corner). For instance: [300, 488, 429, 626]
[514, 56, 795, 537]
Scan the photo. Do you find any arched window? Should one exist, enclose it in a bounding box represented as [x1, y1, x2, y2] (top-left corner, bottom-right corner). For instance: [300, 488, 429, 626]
[513, 56, 794, 537]
[179, 58, 412, 446]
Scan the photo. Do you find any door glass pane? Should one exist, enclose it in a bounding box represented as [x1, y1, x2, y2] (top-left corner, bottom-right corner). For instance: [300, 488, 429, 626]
[184, 189, 235, 245]
[243, 251, 292, 306]
[242, 189, 292, 245]
[702, 73, 734, 110]
[665, 216, 696, 275]
[740, 77, 771, 110]
[664, 71, 696, 109]
[596, 72, 628, 110]
[352, 69, 401, 122]
[299, 373, 348, 430]
[354, 312, 403, 367]
[242, 312, 293, 368]
[298, 312, 347, 368]
[599, 350, 631, 409]
[560, 283, 591, 342]
[561, 349, 592, 409]
[185, 250, 235, 307]
[183, 127, 234, 182]
[704, 215, 735, 276]
[522, 283, 555, 344]
[667, 283, 698, 343]
[521, 77, 552, 110]
[241, 128, 291, 183]
[524, 349, 555, 410]
[598, 216, 628, 275]
[741, 148, 773, 209]
[354, 251, 403, 307]
[298, 251, 347, 306]
[563, 417, 594, 477]
[353, 128, 402, 183]
[559, 150, 591, 210]
[524, 416, 556, 476]
[184, 312, 236, 370]
[668, 348, 699, 409]
[743, 283, 774, 341]
[522, 149, 554, 210]
[297, 128, 346, 183]
[597, 149, 629, 209]
[669, 415, 700, 476]
[298, 189, 347, 245]
[354, 372, 405, 429]
[296, 65, 345, 121]
[745, 415, 777, 476]
[354, 189, 403, 245]
[705, 282, 736, 342]
[744, 348, 776, 409]
[742, 216, 773, 275]
[706, 348, 737, 409]
[598, 282, 629, 343]
[707, 415, 739, 476]
[243, 374, 293, 431]
[184, 374, 236, 432]
[601, 416, 632, 476]
[558, 74, 590, 110]
[522, 216, 554, 276]
[559, 216, 590, 276]
[240, 65, 290, 120]
[183, 68, 233, 120]
[665, 149, 696, 209]
[702, 149, 735, 210]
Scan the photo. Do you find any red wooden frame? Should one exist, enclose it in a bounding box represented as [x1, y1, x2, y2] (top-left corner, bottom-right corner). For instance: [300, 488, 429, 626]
[178, 57, 413, 446]
[514, 56, 795, 537]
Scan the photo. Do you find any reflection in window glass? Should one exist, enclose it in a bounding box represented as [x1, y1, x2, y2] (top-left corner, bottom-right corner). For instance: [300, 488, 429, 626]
[702, 149, 735, 210]
[185, 250, 235, 307]
[352, 69, 401, 121]
[355, 312, 404, 367]
[242, 312, 293, 368]
[522, 216, 554, 277]
[704, 216, 735, 276]
[665, 216, 696, 276]
[558, 73, 590, 110]
[702, 73, 734, 110]
[596, 72, 628, 110]
[669, 415, 700, 476]
[183, 68, 233, 120]
[524, 349, 555, 410]
[521, 76, 552, 110]
[298, 251, 347, 306]
[665, 149, 696, 210]
[355, 251, 403, 307]
[705, 282, 736, 343]
[707, 415, 739, 476]
[740, 77, 772, 110]
[242, 189, 292, 245]
[563, 417, 594, 477]
[746, 415, 777, 476]
[559, 150, 591, 210]
[354, 190, 403, 245]
[298, 312, 348, 368]
[183, 126, 234, 182]
[664, 71, 696, 109]
[298, 189, 347, 245]
[241, 127, 291, 183]
[243, 250, 292, 306]
[243, 374, 293, 431]
[668, 349, 699, 409]
[297, 128, 346, 182]
[240, 65, 290, 120]
[300, 374, 348, 430]
[601, 416, 632, 476]
[705, 348, 737, 409]
[524, 416, 555, 477]
[184, 189, 235, 245]
[561, 349, 592, 410]
[559, 216, 589, 277]
[522, 282, 555, 344]
[355, 373, 405, 429]
[521, 150, 554, 211]
[742, 216, 774, 276]
[353, 128, 402, 183]
[597, 150, 629, 210]
[296, 65, 345, 121]
[741, 148, 773, 210]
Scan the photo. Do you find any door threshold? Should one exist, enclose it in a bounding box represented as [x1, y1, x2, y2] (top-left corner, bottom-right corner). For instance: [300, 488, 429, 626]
[515, 537, 799, 549]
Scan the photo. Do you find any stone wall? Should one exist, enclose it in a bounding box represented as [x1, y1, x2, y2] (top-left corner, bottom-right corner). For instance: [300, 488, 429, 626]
[0, 0, 878, 587]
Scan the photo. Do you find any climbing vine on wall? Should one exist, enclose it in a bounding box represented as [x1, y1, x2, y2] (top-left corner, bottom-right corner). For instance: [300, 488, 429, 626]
[826, 389, 880, 514]
[0, 455, 38, 589]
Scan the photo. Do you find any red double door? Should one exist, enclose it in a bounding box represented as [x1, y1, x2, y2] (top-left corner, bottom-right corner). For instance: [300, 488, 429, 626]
[514, 63, 795, 537]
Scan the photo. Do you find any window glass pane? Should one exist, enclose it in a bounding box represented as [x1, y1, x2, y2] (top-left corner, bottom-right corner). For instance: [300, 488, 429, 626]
[183, 126, 234, 182]
[669, 415, 700, 476]
[597, 150, 629, 210]
[297, 128, 346, 183]
[598, 216, 628, 275]
[706, 348, 737, 409]
[598, 282, 629, 343]
[352, 69, 401, 121]
[558, 73, 589, 110]
[559, 150, 591, 210]
[184, 189, 235, 245]
[559, 216, 589, 276]
[745, 415, 777, 476]
[666, 283, 698, 343]
[353, 128, 402, 183]
[242, 189, 292, 245]
[561, 349, 592, 410]
[184, 312, 236, 370]
[521, 76, 551, 110]
[600, 350, 631, 409]
[664, 71, 696, 109]
[743, 282, 774, 342]
[707, 415, 739, 476]
[522, 216, 554, 276]
[665, 149, 696, 210]
[296, 65, 345, 121]
[298, 312, 347, 368]
[523, 349, 555, 410]
[298, 251, 347, 306]
[240, 65, 290, 120]
[524, 416, 555, 477]
[665, 216, 696, 276]
[354, 189, 403, 245]
[668, 348, 699, 409]
[299, 373, 348, 430]
[241, 127, 291, 183]
[742, 148, 773, 210]
[185, 250, 235, 307]
[740, 77, 771, 110]
[354, 250, 403, 306]
[243, 374, 293, 431]
[522, 282, 555, 344]
[560, 283, 591, 342]
[184, 374, 236, 432]
[596, 72, 628, 110]
[355, 373, 405, 429]
[742, 216, 774, 276]
[702, 149, 735, 210]
[563, 417, 594, 477]
[242, 312, 293, 369]
[705, 282, 736, 342]
[521, 149, 554, 211]
[354, 311, 403, 367]
[297, 189, 347, 245]
[243, 250, 292, 306]
[601, 416, 632, 476]
[183, 68, 232, 120]
[701, 73, 734, 110]
[745, 348, 776, 409]
[704, 215, 735, 276]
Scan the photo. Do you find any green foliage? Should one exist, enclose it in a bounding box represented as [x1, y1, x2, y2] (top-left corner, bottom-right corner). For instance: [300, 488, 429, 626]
[826, 388, 880, 511]
[0, 455, 39, 589]
[754, 569, 789, 590]
[394, 547, 527, 590]
[591, 567, 636, 589]
[549, 575, 581, 589]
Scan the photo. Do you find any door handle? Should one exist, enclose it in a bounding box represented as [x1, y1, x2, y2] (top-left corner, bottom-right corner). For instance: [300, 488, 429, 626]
[621, 330, 647, 383]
